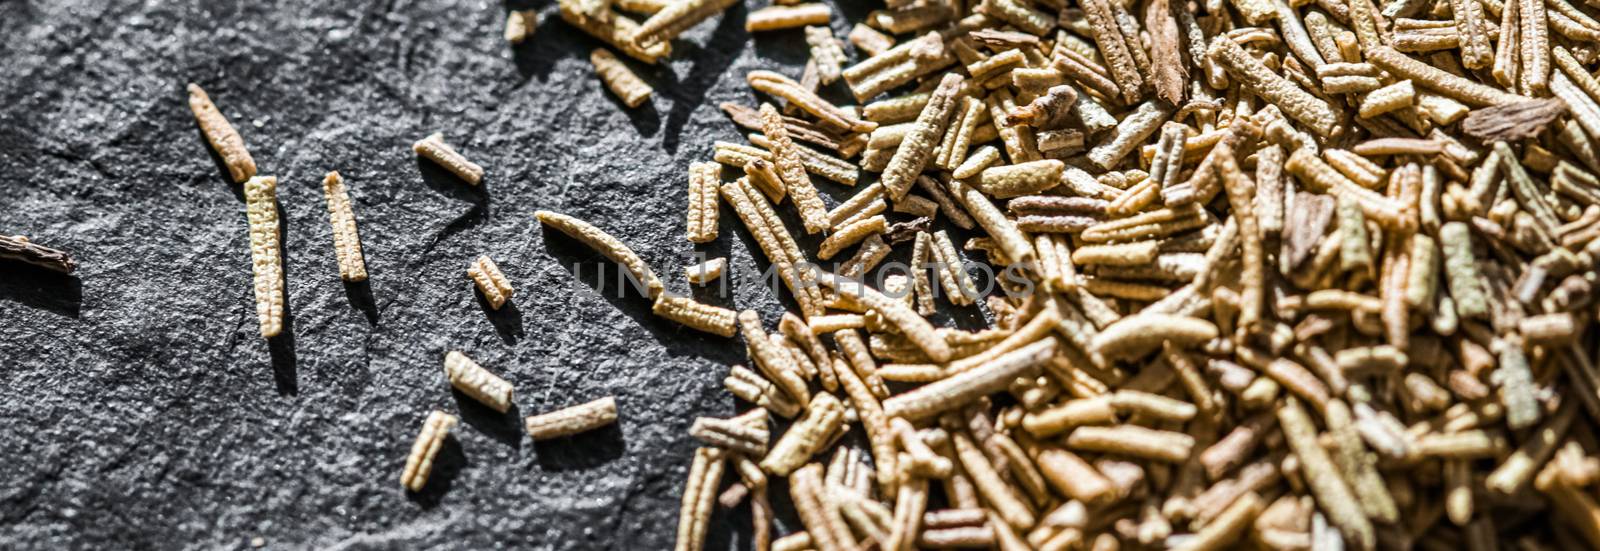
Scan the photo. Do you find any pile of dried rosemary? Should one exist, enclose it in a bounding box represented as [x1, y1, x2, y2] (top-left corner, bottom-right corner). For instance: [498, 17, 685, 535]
[537, 0, 1600, 547]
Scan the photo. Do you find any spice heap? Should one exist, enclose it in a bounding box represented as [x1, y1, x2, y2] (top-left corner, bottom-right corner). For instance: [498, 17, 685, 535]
[526, 0, 1600, 547]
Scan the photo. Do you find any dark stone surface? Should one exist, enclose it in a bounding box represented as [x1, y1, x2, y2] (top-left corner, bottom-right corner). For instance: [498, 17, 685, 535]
[0, 0, 919, 548]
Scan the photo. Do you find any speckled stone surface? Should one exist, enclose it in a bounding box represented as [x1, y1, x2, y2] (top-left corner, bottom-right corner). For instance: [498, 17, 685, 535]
[0, 0, 932, 548]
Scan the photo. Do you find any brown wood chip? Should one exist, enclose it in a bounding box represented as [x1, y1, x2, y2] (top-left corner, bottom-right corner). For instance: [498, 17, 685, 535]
[1460, 98, 1569, 141]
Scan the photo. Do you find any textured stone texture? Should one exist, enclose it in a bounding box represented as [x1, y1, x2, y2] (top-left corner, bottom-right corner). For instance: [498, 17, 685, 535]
[0, 0, 896, 548]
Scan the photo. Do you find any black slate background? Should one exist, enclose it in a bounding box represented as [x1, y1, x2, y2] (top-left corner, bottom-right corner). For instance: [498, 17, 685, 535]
[0, 0, 969, 548]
